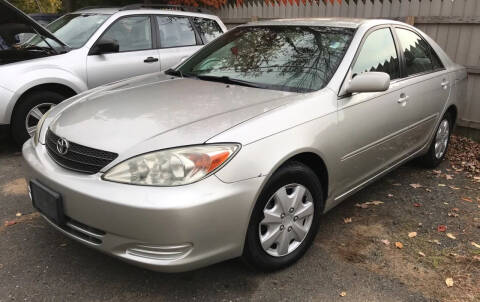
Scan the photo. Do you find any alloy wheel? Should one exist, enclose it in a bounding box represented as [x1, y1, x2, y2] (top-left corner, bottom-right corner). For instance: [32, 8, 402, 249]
[25, 103, 55, 137]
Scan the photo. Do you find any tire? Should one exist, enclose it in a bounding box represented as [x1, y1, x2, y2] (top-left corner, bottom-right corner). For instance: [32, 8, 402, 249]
[242, 161, 323, 271]
[11, 90, 66, 146]
[419, 112, 453, 168]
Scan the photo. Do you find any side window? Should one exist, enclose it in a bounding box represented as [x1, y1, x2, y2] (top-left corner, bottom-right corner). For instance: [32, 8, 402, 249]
[156, 16, 196, 48]
[396, 28, 443, 76]
[101, 16, 152, 52]
[193, 18, 223, 44]
[352, 28, 400, 80]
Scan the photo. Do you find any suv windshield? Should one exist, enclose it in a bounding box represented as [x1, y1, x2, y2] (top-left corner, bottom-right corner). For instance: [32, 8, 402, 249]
[30, 13, 109, 49]
[173, 26, 354, 93]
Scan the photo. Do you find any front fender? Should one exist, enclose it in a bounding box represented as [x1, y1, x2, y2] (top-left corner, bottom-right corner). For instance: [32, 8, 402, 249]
[2, 70, 87, 124]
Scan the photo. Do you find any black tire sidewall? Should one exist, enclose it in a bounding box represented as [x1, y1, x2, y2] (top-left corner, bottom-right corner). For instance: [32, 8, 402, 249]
[422, 112, 453, 168]
[243, 161, 323, 271]
[11, 91, 66, 145]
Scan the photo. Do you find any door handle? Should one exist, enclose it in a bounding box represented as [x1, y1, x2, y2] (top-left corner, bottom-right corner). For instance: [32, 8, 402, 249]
[441, 79, 449, 90]
[397, 93, 409, 105]
[144, 57, 159, 63]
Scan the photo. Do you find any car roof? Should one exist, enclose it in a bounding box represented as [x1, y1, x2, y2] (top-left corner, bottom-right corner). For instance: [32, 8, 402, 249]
[74, 6, 218, 19]
[244, 18, 404, 29]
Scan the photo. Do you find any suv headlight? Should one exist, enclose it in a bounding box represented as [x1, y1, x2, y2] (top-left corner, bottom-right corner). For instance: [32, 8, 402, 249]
[102, 144, 240, 186]
[33, 108, 53, 145]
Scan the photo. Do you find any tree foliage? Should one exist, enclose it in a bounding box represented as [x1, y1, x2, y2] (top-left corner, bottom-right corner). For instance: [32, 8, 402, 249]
[10, 0, 62, 13]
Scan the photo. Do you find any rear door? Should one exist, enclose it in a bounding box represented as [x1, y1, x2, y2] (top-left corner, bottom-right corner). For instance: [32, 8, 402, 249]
[392, 27, 451, 148]
[86, 15, 160, 88]
[154, 15, 203, 70]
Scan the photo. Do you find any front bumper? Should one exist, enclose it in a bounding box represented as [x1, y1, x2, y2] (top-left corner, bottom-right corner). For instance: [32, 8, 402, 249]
[22, 140, 264, 272]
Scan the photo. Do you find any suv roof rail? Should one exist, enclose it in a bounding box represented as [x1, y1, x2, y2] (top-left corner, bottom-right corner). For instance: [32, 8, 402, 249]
[119, 4, 211, 14]
[75, 5, 117, 11]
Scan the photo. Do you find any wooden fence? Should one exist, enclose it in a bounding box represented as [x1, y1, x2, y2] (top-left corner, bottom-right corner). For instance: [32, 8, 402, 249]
[216, 0, 480, 129]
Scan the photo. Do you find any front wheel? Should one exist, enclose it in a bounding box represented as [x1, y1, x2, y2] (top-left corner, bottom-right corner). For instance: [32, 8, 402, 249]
[11, 91, 66, 146]
[242, 161, 323, 271]
[419, 112, 453, 168]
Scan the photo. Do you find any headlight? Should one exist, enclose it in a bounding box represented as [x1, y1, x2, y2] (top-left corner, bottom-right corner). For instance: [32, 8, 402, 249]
[33, 108, 53, 145]
[102, 144, 240, 186]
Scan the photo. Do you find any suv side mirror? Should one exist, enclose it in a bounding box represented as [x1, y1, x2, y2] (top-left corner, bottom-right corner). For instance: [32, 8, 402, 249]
[89, 38, 119, 55]
[346, 72, 390, 94]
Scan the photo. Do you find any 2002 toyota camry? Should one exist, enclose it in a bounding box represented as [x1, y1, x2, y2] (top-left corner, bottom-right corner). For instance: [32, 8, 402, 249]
[23, 18, 467, 272]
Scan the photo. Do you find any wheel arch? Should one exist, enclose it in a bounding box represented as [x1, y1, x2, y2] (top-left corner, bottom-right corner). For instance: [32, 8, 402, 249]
[11, 83, 78, 120]
[277, 151, 329, 211]
[445, 104, 457, 127]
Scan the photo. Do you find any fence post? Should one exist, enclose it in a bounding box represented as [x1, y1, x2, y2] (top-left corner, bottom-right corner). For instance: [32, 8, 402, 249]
[405, 16, 415, 25]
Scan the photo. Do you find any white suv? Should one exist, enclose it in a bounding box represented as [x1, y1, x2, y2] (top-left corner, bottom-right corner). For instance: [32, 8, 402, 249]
[0, 1, 227, 144]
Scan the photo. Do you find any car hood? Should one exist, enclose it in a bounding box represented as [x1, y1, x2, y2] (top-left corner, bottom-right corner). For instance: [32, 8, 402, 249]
[49, 73, 296, 154]
[0, 0, 66, 47]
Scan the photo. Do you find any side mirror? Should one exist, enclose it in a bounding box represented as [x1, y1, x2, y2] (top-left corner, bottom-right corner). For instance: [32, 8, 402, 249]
[89, 38, 119, 55]
[346, 72, 390, 94]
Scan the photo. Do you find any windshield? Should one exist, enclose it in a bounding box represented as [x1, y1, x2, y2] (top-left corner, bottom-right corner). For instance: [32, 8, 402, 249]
[175, 26, 354, 93]
[29, 13, 109, 49]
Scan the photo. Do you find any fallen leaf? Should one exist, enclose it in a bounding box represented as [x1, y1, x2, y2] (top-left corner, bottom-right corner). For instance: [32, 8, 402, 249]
[343, 217, 352, 224]
[15, 212, 22, 217]
[445, 278, 454, 288]
[3, 220, 16, 227]
[418, 251, 426, 257]
[355, 203, 369, 209]
[438, 225, 447, 232]
[355, 201, 384, 208]
[473, 255, 480, 261]
[472, 242, 480, 249]
[410, 183, 422, 189]
[428, 239, 441, 245]
[433, 170, 441, 174]
[413, 203, 421, 207]
[395, 242, 403, 249]
[462, 197, 473, 203]
[445, 174, 453, 180]
[452, 208, 459, 212]
[387, 194, 394, 198]
[448, 212, 459, 217]
[425, 188, 432, 192]
[449, 185, 460, 190]
[408, 232, 417, 238]
[438, 184, 447, 187]
[339, 291, 347, 297]
[446, 233, 456, 239]
[381, 239, 390, 246]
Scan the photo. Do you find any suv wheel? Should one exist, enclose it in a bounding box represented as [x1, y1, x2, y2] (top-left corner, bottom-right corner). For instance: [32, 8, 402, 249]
[11, 91, 66, 145]
[242, 161, 322, 271]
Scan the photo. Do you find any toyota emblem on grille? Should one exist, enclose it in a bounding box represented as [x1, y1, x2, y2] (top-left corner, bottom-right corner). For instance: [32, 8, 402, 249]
[56, 138, 69, 155]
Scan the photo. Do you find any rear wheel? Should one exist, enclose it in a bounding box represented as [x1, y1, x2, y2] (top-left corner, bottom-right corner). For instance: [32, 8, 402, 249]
[11, 91, 65, 145]
[419, 112, 453, 168]
[242, 161, 322, 271]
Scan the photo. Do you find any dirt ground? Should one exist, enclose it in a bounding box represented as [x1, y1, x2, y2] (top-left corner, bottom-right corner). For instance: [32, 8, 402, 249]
[1, 135, 479, 302]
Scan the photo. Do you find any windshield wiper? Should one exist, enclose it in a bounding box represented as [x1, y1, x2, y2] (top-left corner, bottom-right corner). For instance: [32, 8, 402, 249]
[194, 74, 263, 89]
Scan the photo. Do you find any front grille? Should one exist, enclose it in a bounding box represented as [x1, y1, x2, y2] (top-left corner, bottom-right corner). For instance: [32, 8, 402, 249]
[45, 130, 118, 174]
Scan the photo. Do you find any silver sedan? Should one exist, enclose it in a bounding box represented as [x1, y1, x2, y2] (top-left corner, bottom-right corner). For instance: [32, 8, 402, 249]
[22, 18, 466, 272]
